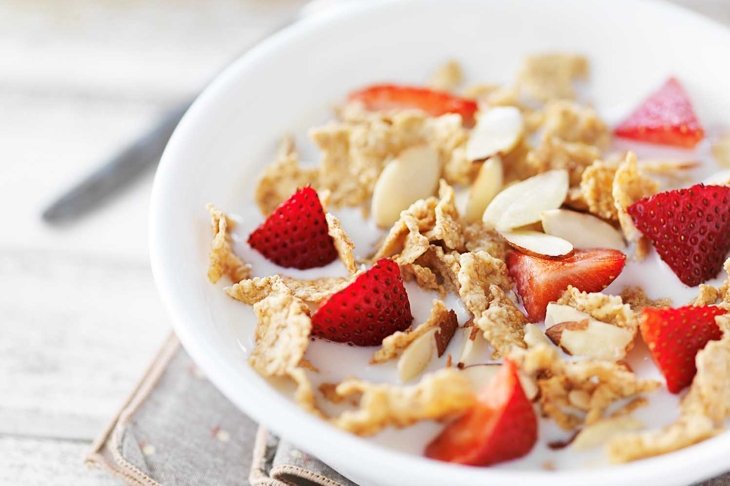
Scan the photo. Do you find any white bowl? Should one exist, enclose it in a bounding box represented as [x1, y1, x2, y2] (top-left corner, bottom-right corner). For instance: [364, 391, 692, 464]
[149, 0, 730, 484]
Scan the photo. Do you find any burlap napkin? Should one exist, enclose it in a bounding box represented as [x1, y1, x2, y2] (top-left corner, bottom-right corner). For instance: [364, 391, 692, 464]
[86, 334, 728, 485]
[85, 335, 355, 486]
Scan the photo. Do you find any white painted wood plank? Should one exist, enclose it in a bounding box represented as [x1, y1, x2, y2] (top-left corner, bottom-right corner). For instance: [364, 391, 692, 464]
[0, 0, 306, 102]
[0, 250, 169, 441]
[0, 436, 119, 485]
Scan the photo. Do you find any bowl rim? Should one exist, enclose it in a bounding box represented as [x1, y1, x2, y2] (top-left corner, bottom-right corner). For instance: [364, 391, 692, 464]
[149, 0, 730, 484]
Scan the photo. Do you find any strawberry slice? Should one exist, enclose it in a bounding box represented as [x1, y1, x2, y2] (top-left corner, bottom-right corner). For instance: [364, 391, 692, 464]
[348, 84, 478, 126]
[614, 77, 704, 148]
[311, 259, 413, 346]
[425, 360, 537, 466]
[507, 249, 627, 322]
[628, 184, 730, 286]
[248, 186, 337, 270]
[641, 305, 726, 393]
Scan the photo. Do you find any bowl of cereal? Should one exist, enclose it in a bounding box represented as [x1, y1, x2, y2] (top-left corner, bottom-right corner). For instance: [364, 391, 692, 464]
[149, 0, 730, 484]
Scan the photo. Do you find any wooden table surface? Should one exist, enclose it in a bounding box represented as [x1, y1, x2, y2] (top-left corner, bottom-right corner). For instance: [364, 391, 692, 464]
[0, 0, 727, 484]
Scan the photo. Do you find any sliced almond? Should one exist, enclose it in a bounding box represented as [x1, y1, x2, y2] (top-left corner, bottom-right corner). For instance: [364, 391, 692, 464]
[371, 145, 440, 227]
[483, 169, 569, 230]
[703, 169, 730, 186]
[397, 328, 437, 382]
[464, 157, 504, 223]
[500, 230, 574, 258]
[457, 326, 491, 367]
[466, 107, 524, 161]
[460, 364, 500, 392]
[541, 209, 625, 250]
[544, 303, 591, 329]
[524, 323, 552, 348]
[547, 319, 634, 361]
[572, 416, 643, 450]
[518, 372, 539, 401]
[434, 310, 458, 357]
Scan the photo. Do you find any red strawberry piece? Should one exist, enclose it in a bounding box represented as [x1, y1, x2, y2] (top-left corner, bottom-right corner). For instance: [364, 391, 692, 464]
[348, 84, 478, 126]
[311, 259, 413, 346]
[628, 184, 730, 286]
[641, 305, 726, 393]
[248, 186, 337, 270]
[425, 360, 537, 466]
[614, 77, 704, 148]
[507, 249, 627, 322]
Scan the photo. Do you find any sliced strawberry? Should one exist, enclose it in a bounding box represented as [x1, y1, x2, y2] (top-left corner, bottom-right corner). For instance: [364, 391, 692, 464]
[614, 77, 704, 148]
[507, 249, 626, 322]
[628, 184, 730, 286]
[311, 259, 412, 346]
[425, 360, 537, 466]
[248, 186, 337, 270]
[348, 84, 478, 126]
[641, 305, 726, 393]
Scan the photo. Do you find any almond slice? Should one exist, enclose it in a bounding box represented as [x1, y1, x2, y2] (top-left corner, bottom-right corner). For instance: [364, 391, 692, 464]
[466, 106, 524, 161]
[524, 323, 552, 348]
[397, 328, 437, 382]
[572, 416, 643, 450]
[461, 364, 537, 400]
[371, 145, 440, 227]
[464, 157, 504, 223]
[500, 230, 574, 258]
[460, 364, 500, 391]
[457, 326, 491, 367]
[541, 209, 625, 250]
[544, 303, 591, 328]
[483, 169, 569, 230]
[703, 169, 730, 186]
[546, 319, 634, 361]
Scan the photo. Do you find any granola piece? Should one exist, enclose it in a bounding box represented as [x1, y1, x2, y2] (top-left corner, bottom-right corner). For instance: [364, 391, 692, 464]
[463, 222, 508, 261]
[558, 286, 636, 332]
[620, 286, 672, 311]
[331, 368, 475, 436]
[541, 100, 610, 148]
[526, 136, 601, 186]
[206, 204, 251, 284]
[401, 263, 442, 293]
[516, 53, 588, 102]
[372, 300, 452, 363]
[502, 139, 537, 182]
[227, 275, 348, 306]
[457, 250, 512, 316]
[414, 246, 462, 293]
[428, 60, 463, 91]
[682, 334, 730, 422]
[247, 287, 319, 414]
[325, 213, 357, 273]
[692, 285, 722, 306]
[373, 197, 437, 264]
[427, 114, 475, 186]
[564, 186, 589, 211]
[606, 415, 717, 463]
[474, 285, 527, 357]
[511, 345, 659, 430]
[254, 138, 319, 215]
[580, 160, 619, 220]
[613, 152, 659, 243]
[289, 367, 319, 414]
[425, 180, 464, 251]
[249, 288, 311, 377]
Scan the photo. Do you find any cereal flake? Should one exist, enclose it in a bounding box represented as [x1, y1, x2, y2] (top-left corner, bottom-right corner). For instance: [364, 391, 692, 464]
[326, 213, 357, 273]
[207, 204, 251, 284]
